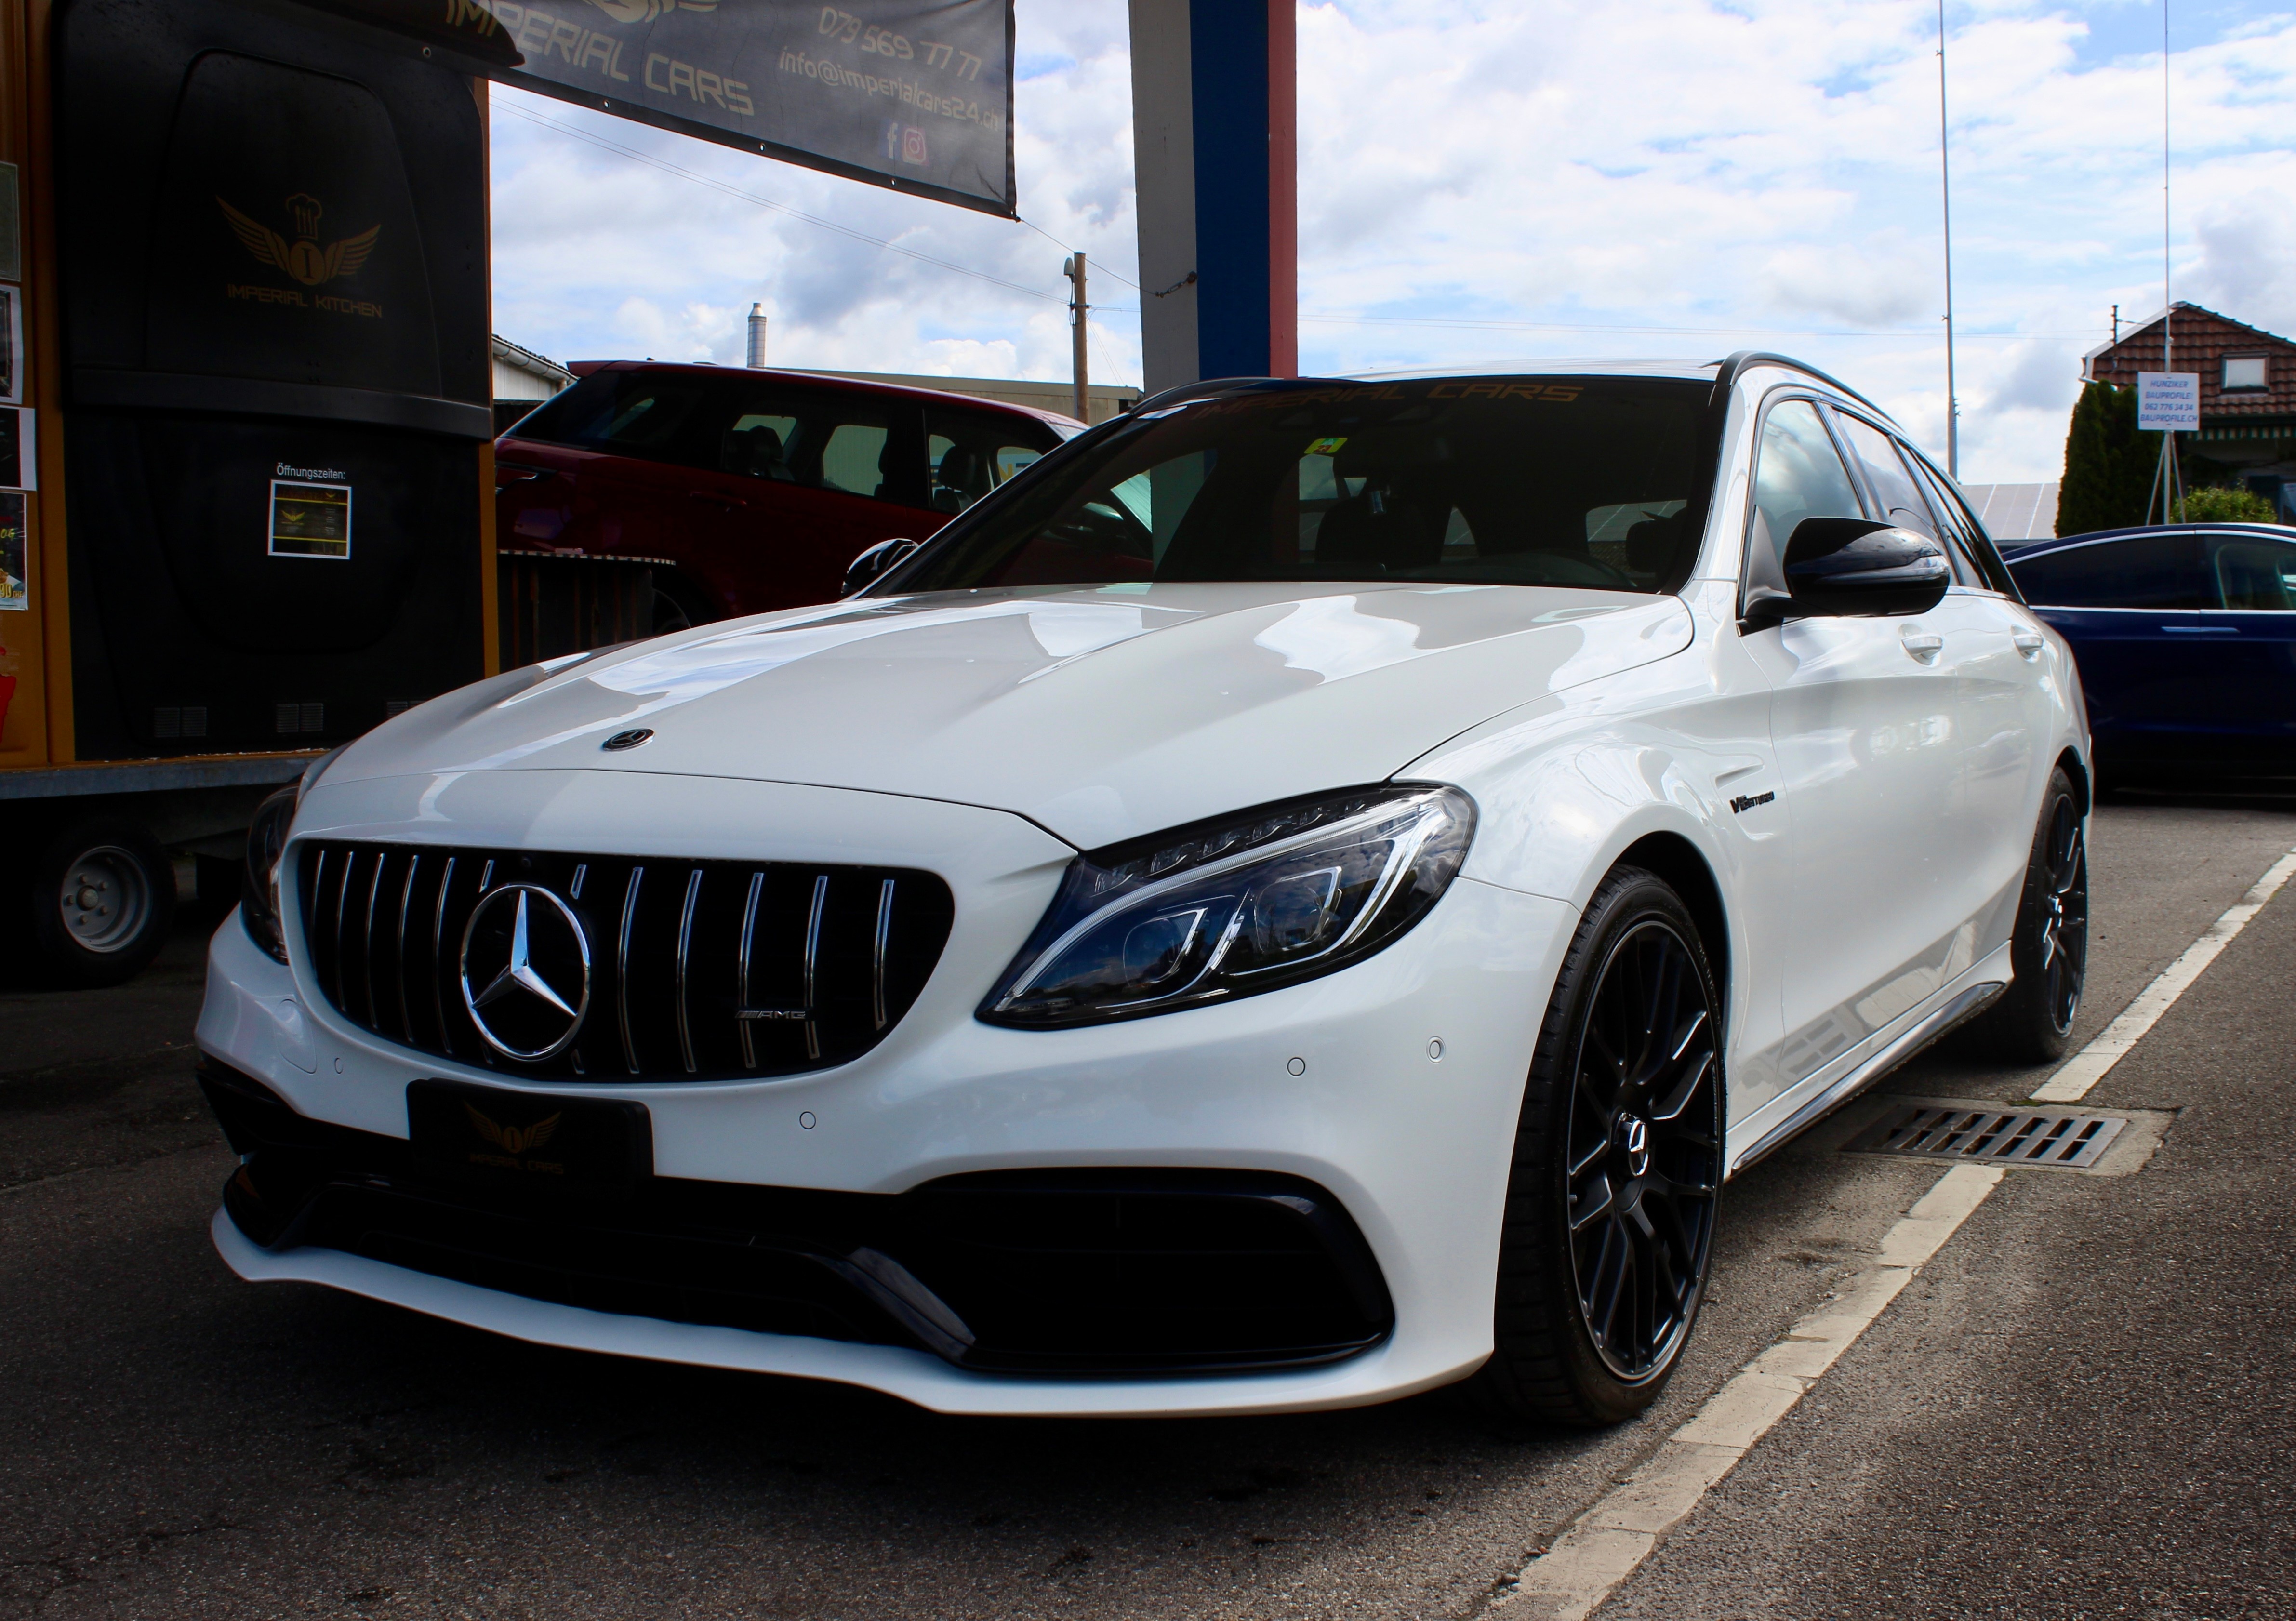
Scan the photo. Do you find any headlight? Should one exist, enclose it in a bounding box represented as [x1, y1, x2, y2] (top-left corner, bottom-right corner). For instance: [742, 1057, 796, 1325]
[240, 746, 345, 964]
[240, 786, 298, 964]
[980, 784, 1475, 1028]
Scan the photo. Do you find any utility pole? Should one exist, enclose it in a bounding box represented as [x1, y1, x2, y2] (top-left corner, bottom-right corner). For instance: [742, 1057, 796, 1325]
[2112, 304, 2120, 345]
[1937, 0, 1959, 477]
[1064, 253, 1089, 423]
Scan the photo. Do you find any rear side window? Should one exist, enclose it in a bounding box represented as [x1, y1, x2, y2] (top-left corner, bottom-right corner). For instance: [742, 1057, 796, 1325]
[1831, 413, 1942, 544]
[2009, 535, 2211, 609]
[705, 385, 923, 506]
[1904, 452, 2020, 595]
[1751, 399, 1865, 565]
[2214, 538, 2296, 610]
[509, 372, 713, 467]
[927, 406, 1060, 514]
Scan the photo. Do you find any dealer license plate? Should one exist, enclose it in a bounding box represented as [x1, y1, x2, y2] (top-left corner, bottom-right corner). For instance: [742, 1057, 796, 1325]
[406, 1080, 652, 1192]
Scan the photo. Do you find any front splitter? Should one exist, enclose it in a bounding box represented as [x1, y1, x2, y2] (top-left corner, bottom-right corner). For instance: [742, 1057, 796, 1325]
[209, 1209, 1477, 1418]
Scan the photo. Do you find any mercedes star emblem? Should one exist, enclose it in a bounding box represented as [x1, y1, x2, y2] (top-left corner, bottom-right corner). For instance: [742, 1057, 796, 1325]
[458, 883, 592, 1060]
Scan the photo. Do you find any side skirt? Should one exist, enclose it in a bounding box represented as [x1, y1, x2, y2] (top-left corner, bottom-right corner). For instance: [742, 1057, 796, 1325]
[1727, 945, 2010, 1175]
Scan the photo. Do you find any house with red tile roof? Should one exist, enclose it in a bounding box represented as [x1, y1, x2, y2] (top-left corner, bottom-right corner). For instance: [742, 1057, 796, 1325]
[2082, 303, 2296, 518]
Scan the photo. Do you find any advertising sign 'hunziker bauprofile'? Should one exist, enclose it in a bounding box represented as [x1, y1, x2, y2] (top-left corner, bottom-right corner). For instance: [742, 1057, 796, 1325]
[472, 0, 1015, 216]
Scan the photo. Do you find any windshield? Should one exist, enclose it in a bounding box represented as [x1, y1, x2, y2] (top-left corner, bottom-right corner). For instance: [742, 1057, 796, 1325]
[884, 377, 1715, 595]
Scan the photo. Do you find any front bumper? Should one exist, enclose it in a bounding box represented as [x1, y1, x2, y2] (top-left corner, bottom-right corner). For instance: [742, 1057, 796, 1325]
[198, 769, 1574, 1416]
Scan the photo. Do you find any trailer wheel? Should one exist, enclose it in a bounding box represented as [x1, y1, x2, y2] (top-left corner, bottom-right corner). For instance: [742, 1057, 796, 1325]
[27, 817, 176, 987]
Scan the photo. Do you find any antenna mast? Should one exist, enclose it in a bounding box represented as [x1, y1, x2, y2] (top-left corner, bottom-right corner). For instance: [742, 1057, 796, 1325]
[2147, 0, 2187, 523]
[1938, 0, 1959, 477]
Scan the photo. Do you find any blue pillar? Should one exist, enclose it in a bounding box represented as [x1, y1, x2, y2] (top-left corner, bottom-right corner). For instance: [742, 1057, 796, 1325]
[1129, 0, 1296, 394]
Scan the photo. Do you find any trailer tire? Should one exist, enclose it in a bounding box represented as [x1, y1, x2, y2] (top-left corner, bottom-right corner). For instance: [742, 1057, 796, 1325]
[27, 817, 176, 987]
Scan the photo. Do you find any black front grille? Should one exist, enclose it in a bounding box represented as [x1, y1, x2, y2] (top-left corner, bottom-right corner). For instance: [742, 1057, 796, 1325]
[296, 841, 955, 1081]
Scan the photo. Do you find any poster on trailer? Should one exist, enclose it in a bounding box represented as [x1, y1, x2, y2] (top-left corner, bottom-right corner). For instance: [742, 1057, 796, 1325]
[463, 1, 1016, 217]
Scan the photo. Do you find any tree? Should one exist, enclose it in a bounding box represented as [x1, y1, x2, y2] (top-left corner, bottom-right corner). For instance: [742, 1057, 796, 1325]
[2180, 485, 2277, 524]
[2055, 381, 2155, 535]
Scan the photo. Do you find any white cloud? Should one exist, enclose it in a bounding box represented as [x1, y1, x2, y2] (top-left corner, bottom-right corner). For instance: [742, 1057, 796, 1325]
[2182, 190, 2296, 335]
[490, 0, 2296, 481]
[1758, 237, 1936, 327]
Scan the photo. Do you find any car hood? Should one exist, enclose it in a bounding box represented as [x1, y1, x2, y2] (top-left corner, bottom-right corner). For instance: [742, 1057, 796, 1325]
[335, 583, 1693, 850]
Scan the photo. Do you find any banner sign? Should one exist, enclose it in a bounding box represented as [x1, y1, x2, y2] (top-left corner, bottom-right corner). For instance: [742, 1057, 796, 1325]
[465, 1, 1015, 217]
[2136, 371, 2201, 432]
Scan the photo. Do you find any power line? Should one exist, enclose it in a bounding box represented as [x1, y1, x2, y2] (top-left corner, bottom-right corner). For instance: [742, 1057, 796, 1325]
[1295, 312, 2101, 341]
[498, 101, 2096, 349]
[1017, 214, 1140, 289]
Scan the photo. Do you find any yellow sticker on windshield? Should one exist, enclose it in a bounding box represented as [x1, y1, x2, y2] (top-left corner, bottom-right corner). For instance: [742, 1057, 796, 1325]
[1303, 437, 1348, 457]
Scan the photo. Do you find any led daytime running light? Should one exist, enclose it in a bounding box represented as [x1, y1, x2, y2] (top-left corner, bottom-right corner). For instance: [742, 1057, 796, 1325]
[981, 784, 1474, 1029]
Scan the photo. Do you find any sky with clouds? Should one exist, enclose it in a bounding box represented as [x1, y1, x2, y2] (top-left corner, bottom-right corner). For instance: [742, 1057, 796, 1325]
[489, 0, 2296, 484]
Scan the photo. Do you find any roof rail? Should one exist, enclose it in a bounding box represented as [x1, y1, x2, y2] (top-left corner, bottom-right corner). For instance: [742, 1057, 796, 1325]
[1711, 351, 1895, 424]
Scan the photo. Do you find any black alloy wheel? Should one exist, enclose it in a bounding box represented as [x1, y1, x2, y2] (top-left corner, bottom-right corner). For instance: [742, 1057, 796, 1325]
[1565, 918, 1722, 1382]
[1971, 765, 2089, 1063]
[2035, 794, 2089, 1035]
[1469, 866, 1723, 1426]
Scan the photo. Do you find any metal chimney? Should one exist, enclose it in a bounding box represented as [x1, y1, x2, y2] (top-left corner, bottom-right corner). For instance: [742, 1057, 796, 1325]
[745, 303, 769, 368]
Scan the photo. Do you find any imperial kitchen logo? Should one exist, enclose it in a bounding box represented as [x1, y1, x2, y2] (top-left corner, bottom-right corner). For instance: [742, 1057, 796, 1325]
[460, 1102, 565, 1175]
[458, 884, 592, 1060]
[217, 192, 380, 288]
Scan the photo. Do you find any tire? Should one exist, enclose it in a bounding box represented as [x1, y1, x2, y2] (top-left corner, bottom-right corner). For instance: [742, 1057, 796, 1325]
[650, 574, 709, 637]
[1467, 866, 1724, 1427]
[27, 816, 177, 988]
[1967, 765, 2088, 1064]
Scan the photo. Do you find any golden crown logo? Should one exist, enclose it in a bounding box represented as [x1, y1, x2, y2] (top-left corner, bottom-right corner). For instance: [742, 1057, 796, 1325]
[583, 0, 717, 22]
[463, 1102, 562, 1158]
[217, 193, 381, 288]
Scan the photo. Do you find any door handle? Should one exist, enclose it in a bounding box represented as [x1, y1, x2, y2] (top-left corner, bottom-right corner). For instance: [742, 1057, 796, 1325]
[1899, 627, 1943, 663]
[2011, 630, 2044, 659]
[688, 490, 749, 509]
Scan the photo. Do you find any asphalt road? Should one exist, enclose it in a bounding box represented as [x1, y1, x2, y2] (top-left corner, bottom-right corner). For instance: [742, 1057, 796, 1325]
[2, 793, 2291, 1620]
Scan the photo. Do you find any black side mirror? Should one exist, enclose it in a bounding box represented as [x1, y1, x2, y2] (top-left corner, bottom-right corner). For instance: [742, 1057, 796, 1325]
[1746, 518, 1949, 625]
[843, 537, 919, 597]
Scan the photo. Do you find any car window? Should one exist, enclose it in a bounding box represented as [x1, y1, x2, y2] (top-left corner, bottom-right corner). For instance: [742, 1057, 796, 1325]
[820, 423, 891, 496]
[507, 371, 714, 468]
[926, 407, 1060, 514]
[2007, 534, 2212, 609]
[1750, 399, 1865, 566]
[1903, 452, 2020, 595]
[703, 385, 922, 505]
[1831, 413, 1945, 546]
[2214, 538, 2296, 611]
[892, 376, 1714, 595]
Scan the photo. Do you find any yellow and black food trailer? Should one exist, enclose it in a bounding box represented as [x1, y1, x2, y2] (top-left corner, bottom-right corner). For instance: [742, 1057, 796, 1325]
[0, 0, 500, 983]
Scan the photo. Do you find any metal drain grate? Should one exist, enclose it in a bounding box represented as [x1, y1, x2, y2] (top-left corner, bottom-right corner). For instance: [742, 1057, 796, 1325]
[1847, 1104, 2127, 1170]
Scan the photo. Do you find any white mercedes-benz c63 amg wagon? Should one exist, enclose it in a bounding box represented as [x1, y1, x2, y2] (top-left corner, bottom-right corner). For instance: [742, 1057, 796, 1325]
[199, 355, 2090, 1425]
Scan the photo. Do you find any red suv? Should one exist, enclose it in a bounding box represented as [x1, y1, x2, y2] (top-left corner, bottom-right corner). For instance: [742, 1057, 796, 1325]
[495, 363, 1082, 632]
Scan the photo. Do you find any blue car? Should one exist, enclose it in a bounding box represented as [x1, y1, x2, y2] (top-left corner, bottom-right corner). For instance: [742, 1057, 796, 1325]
[2003, 523, 2296, 782]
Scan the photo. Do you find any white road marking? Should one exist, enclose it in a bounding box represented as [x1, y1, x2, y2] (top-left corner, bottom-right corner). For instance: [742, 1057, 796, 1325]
[1506, 1165, 2002, 1620]
[2031, 845, 2296, 1103]
[1503, 844, 2296, 1619]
